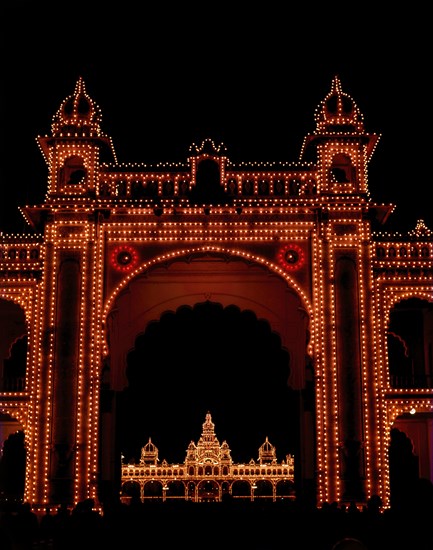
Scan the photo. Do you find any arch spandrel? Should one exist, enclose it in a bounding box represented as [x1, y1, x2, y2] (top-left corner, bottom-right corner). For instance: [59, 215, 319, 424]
[0, 408, 27, 434]
[0, 292, 33, 330]
[103, 244, 313, 318]
[104, 250, 314, 392]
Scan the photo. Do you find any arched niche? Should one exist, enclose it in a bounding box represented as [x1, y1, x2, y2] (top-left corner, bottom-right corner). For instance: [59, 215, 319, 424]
[0, 412, 25, 502]
[0, 298, 27, 391]
[60, 155, 87, 186]
[387, 297, 433, 389]
[389, 416, 433, 511]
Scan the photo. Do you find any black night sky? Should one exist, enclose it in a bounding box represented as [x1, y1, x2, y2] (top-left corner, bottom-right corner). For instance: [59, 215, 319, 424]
[1, 6, 432, 235]
[119, 302, 295, 464]
[1, 7, 432, 466]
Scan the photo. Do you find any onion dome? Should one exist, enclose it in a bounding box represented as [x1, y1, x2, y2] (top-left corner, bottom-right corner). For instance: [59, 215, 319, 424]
[314, 75, 365, 134]
[51, 76, 103, 137]
[258, 436, 277, 464]
[140, 437, 159, 464]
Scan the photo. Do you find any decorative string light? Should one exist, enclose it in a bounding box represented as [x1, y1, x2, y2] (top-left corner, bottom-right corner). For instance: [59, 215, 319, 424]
[0, 75, 431, 514]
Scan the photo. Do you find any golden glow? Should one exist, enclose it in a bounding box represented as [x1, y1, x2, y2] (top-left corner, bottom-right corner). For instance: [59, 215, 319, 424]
[121, 413, 295, 503]
[0, 76, 431, 514]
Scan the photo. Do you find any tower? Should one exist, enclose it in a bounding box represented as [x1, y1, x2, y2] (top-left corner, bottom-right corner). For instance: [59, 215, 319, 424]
[24, 78, 116, 504]
[300, 76, 384, 502]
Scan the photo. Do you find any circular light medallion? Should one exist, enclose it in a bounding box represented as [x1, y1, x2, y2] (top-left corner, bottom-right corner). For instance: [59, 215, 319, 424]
[277, 243, 305, 271]
[111, 245, 139, 272]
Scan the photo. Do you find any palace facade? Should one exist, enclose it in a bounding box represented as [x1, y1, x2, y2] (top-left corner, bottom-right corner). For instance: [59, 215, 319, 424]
[0, 76, 432, 511]
[121, 412, 295, 503]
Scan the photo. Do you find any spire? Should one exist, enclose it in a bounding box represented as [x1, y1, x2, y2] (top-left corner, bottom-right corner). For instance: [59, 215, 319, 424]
[140, 437, 159, 465]
[331, 74, 342, 94]
[258, 436, 277, 464]
[300, 75, 380, 163]
[314, 75, 365, 134]
[408, 219, 433, 237]
[50, 76, 103, 138]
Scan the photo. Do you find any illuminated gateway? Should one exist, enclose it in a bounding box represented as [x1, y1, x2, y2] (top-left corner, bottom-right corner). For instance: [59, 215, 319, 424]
[121, 412, 295, 503]
[0, 76, 432, 511]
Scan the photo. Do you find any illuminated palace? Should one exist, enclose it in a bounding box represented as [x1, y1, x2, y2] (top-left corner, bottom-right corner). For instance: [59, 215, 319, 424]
[0, 76, 432, 511]
[121, 412, 295, 503]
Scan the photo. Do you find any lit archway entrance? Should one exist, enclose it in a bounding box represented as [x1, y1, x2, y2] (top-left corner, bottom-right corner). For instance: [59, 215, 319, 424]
[101, 253, 314, 506]
[118, 301, 295, 466]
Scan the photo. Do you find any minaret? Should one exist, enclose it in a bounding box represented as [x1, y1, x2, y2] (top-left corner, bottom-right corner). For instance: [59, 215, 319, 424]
[37, 76, 116, 201]
[140, 438, 159, 465]
[195, 412, 222, 463]
[300, 76, 382, 503]
[25, 78, 115, 506]
[300, 75, 380, 197]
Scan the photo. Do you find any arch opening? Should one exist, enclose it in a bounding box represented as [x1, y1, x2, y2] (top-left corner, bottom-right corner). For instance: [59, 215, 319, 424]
[0, 298, 28, 392]
[118, 301, 295, 466]
[0, 413, 25, 503]
[100, 254, 315, 507]
[388, 297, 433, 389]
[389, 417, 433, 512]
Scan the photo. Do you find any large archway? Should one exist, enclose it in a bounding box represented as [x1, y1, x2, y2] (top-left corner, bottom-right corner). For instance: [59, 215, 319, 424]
[101, 253, 314, 504]
[118, 301, 295, 464]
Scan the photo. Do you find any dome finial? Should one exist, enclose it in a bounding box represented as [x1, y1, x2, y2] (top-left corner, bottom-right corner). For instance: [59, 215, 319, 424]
[313, 75, 365, 133]
[331, 74, 342, 94]
[51, 77, 103, 138]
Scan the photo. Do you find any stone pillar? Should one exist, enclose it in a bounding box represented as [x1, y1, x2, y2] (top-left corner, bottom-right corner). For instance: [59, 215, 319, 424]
[49, 254, 81, 504]
[335, 254, 365, 502]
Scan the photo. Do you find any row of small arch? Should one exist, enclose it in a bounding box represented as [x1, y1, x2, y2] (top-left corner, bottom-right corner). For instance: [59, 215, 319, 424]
[0, 248, 40, 260]
[122, 478, 295, 498]
[376, 246, 430, 259]
[123, 465, 294, 477]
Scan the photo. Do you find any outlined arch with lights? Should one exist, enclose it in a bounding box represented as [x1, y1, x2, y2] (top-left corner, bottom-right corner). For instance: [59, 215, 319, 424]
[387, 401, 433, 428]
[383, 289, 433, 322]
[101, 245, 315, 358]
[0, 291, 34, 389]
[0, 288, 36, 326]
[379, 289, 433, 347]
[380, 400, 433, 505]
[378, 290, 433, 394]
[381, 289, 433, 333]
[381, 290, 433, 354]
[0, 406, 28, 432]
[321, 148, 360, 192]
